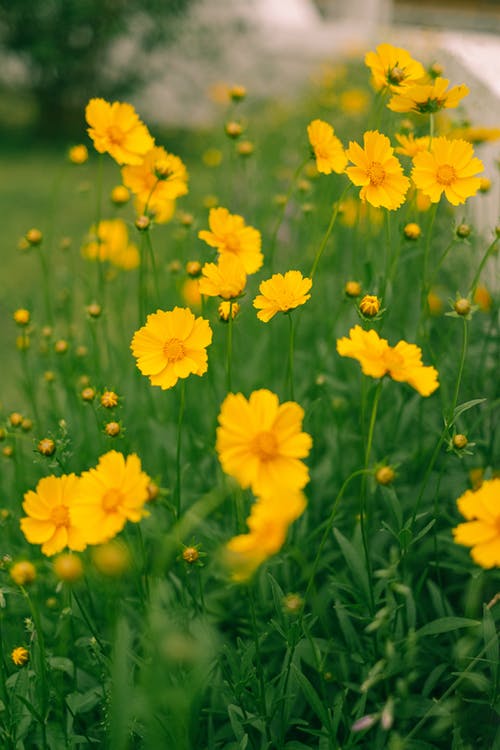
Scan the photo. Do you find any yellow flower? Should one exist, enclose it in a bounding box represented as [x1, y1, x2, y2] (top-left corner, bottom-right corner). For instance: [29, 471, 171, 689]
[198, 207, 263, 274]
[307, 119, 347, 175]
[20, 474, 87, 556]
[339, 89, 370, 115]
[395, 133, 430, 157]
[13, 309, 30, 326]
[388, 78, 469, 114]
[53, 553, 84, 582]
[345, 131, 410, 210]
[403, 222, 421, 240]
[110, 185, 130, 205]
[452, 478, 500, 568]
[101, 390, 119, 408]
[82, 219, 139, 269]
[131, 307, 212, 390]
[10, 561, 36, 586]
[218, 301, 240, 321]
[427, 289, 444, 315]
[68, 144, 88, 165]
[359, 294, 380, 317]
[92, 540, 131, 576]
[122, 146, 188, 222]
[365, 43, 426, 91]
[336, 325, 439, 396]
[11, 647, 29, 666]
[85, 98, 154, 165]
[412, 137, 483, 206]
[450, 126, 500, 145]
[181, 279, 202, 309]
[474, 285, 492, 312]
[225, 491, 306, 581]
[216, 389, 312, 495]
[253, 271, 312, 322]
[70, 451, 150, 545]
[198, 254, 247, 300]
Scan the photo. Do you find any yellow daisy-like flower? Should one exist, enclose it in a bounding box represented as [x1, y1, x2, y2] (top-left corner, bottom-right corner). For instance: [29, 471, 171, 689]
[225, 491, 307, 581]
[11, 647, 29, 666]
[345, 131, 410, 210]
[412, 137, 483, 206]
[70, 451, 150, 546]
[365, 43, 426, 91]
[336, 325, 439, 396]
[20, 474, 87, 556]
[388, 78, 469, 114]
[198, 254, 247, 300]
[216, 389, 312, 496]
[81, 219, 139, 270]
[85, 98, 154, 165]
[307, 119, 347, 175]
[198, 207, 263, 274]
[122, 146, 188, 222]
[131, 307, 212, 390]
[253, 271, 312, 322]
[452, 478, 500, 568]
[450, 126, 500, 145]
[395, 133, 430, 157]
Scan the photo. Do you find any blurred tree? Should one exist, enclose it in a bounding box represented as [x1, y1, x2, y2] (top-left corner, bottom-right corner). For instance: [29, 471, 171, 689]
[0, 0, 195, 135]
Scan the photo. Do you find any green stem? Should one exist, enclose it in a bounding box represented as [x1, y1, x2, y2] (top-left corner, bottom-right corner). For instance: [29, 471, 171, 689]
[247, 587, 272, 744]
[226, 301, 234, 392]
[418, 202, 438, 337]
[310, 184, 350, 279]
[269, 156, 309, 270]
[144, 229, 160, 308]
[381, 210, 392, 299]
[450, 317, 468, 422]
[286, 312, 295, 401]
[360, 381, 382, 614]
[95, 154, 105, 305]
[23, 589, 49, 749]
[175, 380, 186, 518]
[468, 235, 500, 294]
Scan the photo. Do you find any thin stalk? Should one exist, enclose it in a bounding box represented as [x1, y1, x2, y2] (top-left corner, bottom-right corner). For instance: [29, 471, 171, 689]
[247, 587, 272, 744]
[286, 312, 296, 400]
[23, 589, 49, 749]
[418, 202, 438, 336]
[310, 184, 350, 279]
[144, 229, 160, 309]
[468, 235, 500, 293]
[269, 156, 309, 269]
[225, 301, 234, 392]
[175, 380, 186, 518]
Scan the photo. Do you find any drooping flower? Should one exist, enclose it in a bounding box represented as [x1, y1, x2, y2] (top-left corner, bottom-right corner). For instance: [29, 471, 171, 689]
[85, 98, 154, 165]
[336, 325, 439, 396]
[225, 491, 307, 581]
[452, 478, 500, 568]
[198, 207, 263, 274]
[216, 389, 312, 495]
[345, 131, 410, 210]
[70, 451, 150, 545]
[395, 133, 430, 157]
[253, 271, 312, 322]
[388, 78, 469, 114]
[20, 474, 87, 556]
[81, 219, 139, 269]
[122, 146, 188, 223]
[198, 254, 247, 300]
[412, 137, 483, 206]
[365, 43, 426, 91]
[307, 119, 347, 175]
[131, 307, 212, 390]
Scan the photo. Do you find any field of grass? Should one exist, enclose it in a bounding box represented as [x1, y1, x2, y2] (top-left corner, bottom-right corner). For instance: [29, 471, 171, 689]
[0, 48, 499, 749]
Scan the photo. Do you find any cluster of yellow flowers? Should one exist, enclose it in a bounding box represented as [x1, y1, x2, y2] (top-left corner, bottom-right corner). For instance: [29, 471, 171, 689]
[20, 451, 150, 555]
[307, 43, 483, 210]
[216, 389, 312, 580]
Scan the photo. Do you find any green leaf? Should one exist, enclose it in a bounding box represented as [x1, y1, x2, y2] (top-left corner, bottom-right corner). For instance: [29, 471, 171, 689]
[451, 398, 486, 424]
[333, 528, 371, 605]
[482, 604, 499, 689]
[417, 617, 480, 638]
[291, 664, 331, 730]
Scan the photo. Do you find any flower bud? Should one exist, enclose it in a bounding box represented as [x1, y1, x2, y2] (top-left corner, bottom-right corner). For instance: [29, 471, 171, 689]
[38, 438, 55, 456]
[345, 280, 362, 297]
[182, 546, 199, 564]
[26, 228, 43, 246]
[456, 223, 471, 239]
[10, 561, 36, 586]
[110, 185, 130, 205]
[53, 553, 84, 582]
[403, 222, 421, 240]
[375, 466, 395, 485]
[359, 294, 381, 318]
[454, 297, 471, 316]
[104, 421, 121, 437]
[452, 433, 468, 450]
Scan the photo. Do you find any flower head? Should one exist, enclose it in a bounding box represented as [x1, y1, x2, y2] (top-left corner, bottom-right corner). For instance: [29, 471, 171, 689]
[345, 131, 410, 210]
[412, 137, 483, 206]
[198, 207, 263, 274]
[131, 307, 212, 390]
[85, 98, 154, 165]
[68, 144, 88, 165]
[13, 309, 30, 326]
[365, 43, 426, 91]
[394, 133, 430, 157]
[452, 478, 500, 568]
[253, 271, 312, 322]
[307, 119, 347, 175]
[225, 491, 306, 581]
[11, 647, 29, 666]
[216, 389, 312, 496]
[20, 474, 87, 556]
[53, 553, 84, 582]
[10, 561, 36, 586]
[336, 325, 439, 396]
[122, 146, 188, 222]
[70, 451, 150, 545]
[82, 219, 139, 269]
[388, 78, 469, 114]
[198, 254, 247, 300]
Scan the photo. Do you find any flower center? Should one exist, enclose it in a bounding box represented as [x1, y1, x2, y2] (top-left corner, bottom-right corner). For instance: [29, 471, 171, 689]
[252, 431, 278, 460]
[163, 338, 186, 362]
[436, 164, 457, 186]
[107, 125, 124, 145]
[51, 505, 69, 527]
[388, 66, 405, 84]
[102, 488, 124, 513]
[367, 162, 386, 186]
